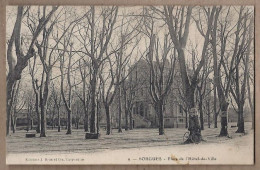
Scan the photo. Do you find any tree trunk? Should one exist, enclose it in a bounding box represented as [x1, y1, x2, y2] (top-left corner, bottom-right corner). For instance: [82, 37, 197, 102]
[90, 70, 97, 133]
[11, 114, 14, 133]
[125, 108, 129, 131]
[14, 117, 16, 133]
[246, 37, 254, 129]
[96, 99, 100, 134]
[36, 94, 41, 133]
[66, 110, 72, 134]
[208, 112, 210, 128]
[236, 110, 241, 127]
[220, 117, 228, 136]
[40, 100, 46, 137]
[129, 107, 133, 130]
[186, 91, 201, 143]
[158, 102, 164, 135]
[219, 103, 229, 136]
[57, 109, 61, 132]
[105, 105, 111, 135]
[124, 93, 129, 131]
[212, 23, 229, 137]
[214, 84, 218, 128]
[118, 87, 122, 133]
[174, 46, 202, 142]
[207, 100, 211, 128]
[185, 110, 188, 128]
[40, 72, 51, 137]
[81, 60, 89, 132]
[247, 73, 254, 129]
[236, 105, 245, 133]
[6, 79, 15, 136]
[6, 6, 23, 136]
[251, 109, 254, 130]
[31, 119, 33, 130]
[6, 106, 11, 135]
[199, 95, 204, 130]
[52, 116, 54, 130]
[84, 105, 89, 132]
[11, 114, 16, 133]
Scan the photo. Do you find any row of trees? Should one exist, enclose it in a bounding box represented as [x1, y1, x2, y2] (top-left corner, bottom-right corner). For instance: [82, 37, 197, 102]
[6, 6, 254, 143]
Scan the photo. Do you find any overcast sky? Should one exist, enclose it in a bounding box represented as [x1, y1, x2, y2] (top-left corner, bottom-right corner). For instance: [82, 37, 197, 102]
[6, 6, 254, 100]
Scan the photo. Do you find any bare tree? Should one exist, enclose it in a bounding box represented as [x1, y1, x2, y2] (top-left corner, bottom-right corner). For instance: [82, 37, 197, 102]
[28, 55, 41, 133]
[34, 7, 68, 137]
[25, 90, 35, 131]
[121, 69, 129, 131]
[51, 84, 62, 132]
[99, 41, 138, 134]
[45, 93, 55, 130]
[78, 59, 90, 132]
[115, 41, 140, 132]
[160, 6, 216, 142]
[99, 58, 117, 135]
[36, 7, 87, 136]
[146, 33, 176, 135]
[122, 61, 150, 130]
[114, 13, 142, 132]
[229, 11, 253, 133]
[193, 50, 213, 130]
[211, 6, 229, 136]
[211, 6, 253, 136]
[10, 80, 26, 133]
[213, 82, 218, 128]
[72, 99, 83, 130]
[75, 6, 118, 134]
[205, 92, 213, 128]
[121, 66, 141, 130]
[6, 6, 58, 136]
[247, 56, 254, 129]
[59, 43, 74, 135]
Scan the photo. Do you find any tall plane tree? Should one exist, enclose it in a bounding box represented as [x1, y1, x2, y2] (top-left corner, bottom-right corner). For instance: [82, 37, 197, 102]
[77, 59, 90, 132]
[99, 59, 117, 135]
[55, 8, 88, 135]
[161, 6, 216, 142]
[34, 6, 74, 137]
[211, 6, 252, 136]
[59, 42, 74, 135]
[10, 80, 26, 133]
[51, 83, 62, 132]
[75, 6, 118, 134]
[114, 14, 141, 132]
[28, 55, 41, 133]
[147, 33, 176, 135]
[229, 10, 253, 133]
[140, 7, 177, 135]
[6, 6, 58, 136]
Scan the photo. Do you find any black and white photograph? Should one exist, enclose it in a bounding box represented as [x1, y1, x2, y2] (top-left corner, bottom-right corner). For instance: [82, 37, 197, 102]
[5, 5, 255, 165]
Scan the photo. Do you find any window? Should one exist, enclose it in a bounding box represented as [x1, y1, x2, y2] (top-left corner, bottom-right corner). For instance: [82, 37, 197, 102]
[166, 119, 170, 123]
[140, 103, 144, 116]
[179, 118, 183, 123]
[179, 105, 183, 113]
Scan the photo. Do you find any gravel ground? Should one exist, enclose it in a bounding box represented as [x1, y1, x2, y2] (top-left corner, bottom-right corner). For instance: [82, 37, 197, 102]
[6, 122, 253, 154]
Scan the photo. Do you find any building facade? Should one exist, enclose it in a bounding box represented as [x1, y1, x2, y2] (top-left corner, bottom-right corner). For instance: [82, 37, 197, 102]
[111, 59, 188, 128]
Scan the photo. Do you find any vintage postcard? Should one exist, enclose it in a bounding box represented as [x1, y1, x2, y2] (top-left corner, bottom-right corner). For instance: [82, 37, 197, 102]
[5, 5, 255, 165]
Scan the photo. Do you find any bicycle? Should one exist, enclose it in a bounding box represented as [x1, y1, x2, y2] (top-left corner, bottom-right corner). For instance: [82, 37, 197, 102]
[183, 131, 202, 144]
